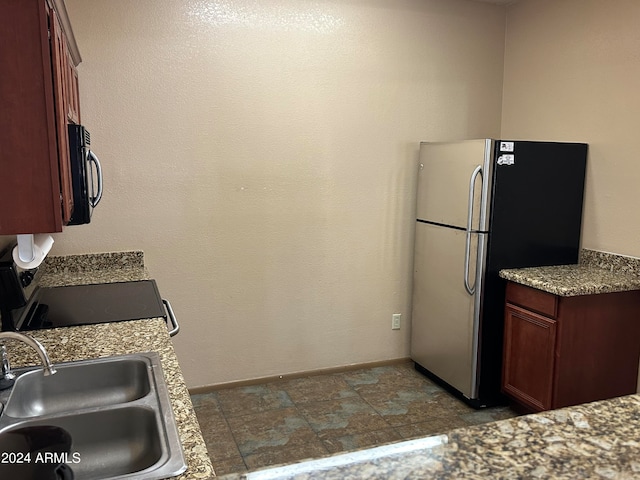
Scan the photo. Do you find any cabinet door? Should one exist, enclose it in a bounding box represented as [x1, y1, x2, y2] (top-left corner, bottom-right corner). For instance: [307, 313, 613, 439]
[0, 0, 81, 235]
[0, 0, 62, 234]
[66, 48, 80, 123]
[49, 6, 74, 223]
[502, 303, 557, 412]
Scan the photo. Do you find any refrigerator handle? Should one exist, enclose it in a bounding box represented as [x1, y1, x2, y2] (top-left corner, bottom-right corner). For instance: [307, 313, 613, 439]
[464, 165, 482, 295]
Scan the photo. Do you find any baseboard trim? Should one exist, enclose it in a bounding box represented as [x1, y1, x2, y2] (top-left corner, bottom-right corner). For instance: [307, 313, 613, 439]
[188, 357, 412, 395]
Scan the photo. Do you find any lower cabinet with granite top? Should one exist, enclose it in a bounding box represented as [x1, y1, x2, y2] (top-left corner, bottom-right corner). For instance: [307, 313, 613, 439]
[502, 281, 640, 412]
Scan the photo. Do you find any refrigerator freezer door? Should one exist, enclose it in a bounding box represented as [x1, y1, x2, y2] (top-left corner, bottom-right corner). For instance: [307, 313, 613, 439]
[411, 221, 483, 398]
[416, 140, 493, 230]
[486, 141, 587, 269]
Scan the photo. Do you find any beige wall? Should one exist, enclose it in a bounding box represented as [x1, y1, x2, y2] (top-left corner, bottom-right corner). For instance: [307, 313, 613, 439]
[502, 0, 640, 258]
[55, 0, 506, 388]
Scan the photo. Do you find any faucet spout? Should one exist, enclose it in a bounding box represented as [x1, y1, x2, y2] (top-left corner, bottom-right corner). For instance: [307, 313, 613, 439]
[0, 331, 56, 377]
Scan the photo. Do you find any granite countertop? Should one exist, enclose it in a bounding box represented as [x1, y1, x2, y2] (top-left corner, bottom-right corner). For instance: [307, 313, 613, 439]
[36, 250, 150, 287]
[224, 394, 640, 479]
[499, 249, 640, 296]
[4, 251, 214, 480]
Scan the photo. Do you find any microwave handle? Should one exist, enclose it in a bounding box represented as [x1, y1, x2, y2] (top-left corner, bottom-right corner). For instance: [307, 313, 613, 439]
[87, 150, 103, 208]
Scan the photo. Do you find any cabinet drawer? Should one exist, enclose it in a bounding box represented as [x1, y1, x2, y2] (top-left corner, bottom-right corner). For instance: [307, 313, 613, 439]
[505, 282, 558, 319]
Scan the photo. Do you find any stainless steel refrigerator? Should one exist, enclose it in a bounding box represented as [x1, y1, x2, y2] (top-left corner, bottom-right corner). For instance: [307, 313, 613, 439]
[411, 139, 587, 407]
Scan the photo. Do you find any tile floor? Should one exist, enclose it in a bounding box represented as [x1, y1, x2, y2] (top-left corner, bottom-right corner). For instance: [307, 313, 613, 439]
[191, 361, 518, 476]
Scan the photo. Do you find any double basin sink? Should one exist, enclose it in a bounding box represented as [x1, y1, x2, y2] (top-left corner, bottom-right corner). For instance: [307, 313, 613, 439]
[0, 352, 186, 479]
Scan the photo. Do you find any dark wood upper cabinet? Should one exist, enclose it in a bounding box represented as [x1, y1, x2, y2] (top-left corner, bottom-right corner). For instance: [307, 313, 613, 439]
[0, 0, 82, 235]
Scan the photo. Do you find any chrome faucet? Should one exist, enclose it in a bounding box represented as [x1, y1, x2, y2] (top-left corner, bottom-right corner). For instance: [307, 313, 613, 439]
[0, 332, 57, 384]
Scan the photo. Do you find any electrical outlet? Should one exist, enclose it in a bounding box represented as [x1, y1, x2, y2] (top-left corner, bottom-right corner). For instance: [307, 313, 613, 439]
[392, 313, 401, 330]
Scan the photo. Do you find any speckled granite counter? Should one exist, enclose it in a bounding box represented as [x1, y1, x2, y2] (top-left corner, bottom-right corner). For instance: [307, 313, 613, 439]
[499, 249, 640, 296]
[220, 394, 640, 479]
[37, 250, 149, 287]
[3, 251, 214, 479]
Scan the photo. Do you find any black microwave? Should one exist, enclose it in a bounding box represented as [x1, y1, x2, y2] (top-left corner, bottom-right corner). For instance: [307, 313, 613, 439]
[68, 124, 103, 225]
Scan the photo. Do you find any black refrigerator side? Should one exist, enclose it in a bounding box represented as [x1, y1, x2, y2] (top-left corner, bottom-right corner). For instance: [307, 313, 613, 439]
[476, 141, 588, 405]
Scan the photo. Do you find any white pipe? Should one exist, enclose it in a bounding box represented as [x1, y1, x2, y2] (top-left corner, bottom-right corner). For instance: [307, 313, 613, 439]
[12, 234, 54, 269]
[16, 234, 35, 262]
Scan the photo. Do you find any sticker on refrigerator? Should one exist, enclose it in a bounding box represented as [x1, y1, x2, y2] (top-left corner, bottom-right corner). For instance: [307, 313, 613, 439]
[497, 154, 515, 166]
[499, 141, 514, 152]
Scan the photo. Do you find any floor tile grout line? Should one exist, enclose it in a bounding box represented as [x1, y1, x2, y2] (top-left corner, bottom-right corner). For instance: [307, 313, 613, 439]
[350, 377, 410, 441]
[210, 390, 253, 473]
[345, 364, 473, 439]
[219, 386, 334, 471]
[283, 373, 400, 455]
[347, 363, 416, 426]
[324, 368, 431, 448]
[288, 391, 333, 460]
[285, 373, 397, 462]
[191, 395, 249, 473]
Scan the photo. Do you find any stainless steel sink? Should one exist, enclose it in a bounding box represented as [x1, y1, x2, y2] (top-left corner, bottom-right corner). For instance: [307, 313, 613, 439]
[9, 407, 163, 478]
[3, 357, 150, 418]
[0, 353, 186, 480]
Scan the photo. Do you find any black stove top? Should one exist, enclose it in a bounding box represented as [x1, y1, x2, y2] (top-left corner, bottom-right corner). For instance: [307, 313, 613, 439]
[15, 280, 167, 331]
